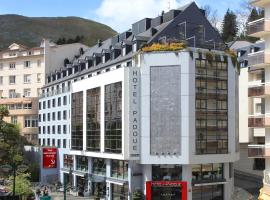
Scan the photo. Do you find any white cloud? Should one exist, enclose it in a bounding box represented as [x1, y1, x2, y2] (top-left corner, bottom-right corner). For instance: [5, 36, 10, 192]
[94, 0, 193, 32]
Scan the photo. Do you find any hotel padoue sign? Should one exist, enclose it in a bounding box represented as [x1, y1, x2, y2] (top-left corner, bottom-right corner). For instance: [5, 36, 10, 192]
[129, 67, 140, 159]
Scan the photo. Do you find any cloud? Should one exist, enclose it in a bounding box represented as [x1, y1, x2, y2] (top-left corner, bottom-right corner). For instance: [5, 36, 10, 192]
[94, 0, 193, 32]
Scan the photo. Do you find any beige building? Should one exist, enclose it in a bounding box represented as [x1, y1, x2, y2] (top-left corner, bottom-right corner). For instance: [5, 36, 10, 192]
[0, 40, 88, 144]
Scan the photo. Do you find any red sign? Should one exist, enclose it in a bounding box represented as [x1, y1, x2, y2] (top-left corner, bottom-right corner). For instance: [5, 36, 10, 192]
[43, 148, 57, 168]
[146, 181, 187, 200]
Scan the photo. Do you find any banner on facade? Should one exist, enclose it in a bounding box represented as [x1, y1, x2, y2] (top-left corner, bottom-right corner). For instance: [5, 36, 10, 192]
[43, 148, 57, 168]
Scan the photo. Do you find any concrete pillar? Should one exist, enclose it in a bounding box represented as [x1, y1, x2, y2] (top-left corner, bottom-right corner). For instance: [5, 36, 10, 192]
[182, 165, 192, 200]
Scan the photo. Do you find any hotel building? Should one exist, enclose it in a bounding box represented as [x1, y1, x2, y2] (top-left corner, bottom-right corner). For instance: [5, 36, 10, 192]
[39, 2, 239, 199]
[0, 41, 88, 144]
[242, 0, 270, 198]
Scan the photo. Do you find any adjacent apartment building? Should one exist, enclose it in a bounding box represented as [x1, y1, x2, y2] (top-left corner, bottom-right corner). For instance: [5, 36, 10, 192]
[241, 0, 270, 198]
[39, 2, 239, 199]
[0, 40, 88, 144]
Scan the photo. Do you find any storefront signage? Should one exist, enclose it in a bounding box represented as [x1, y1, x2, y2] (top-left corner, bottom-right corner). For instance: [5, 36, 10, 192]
[146, 181, 187, 200]
[129, 67, 140, 159]
[43, 148, 57, 168]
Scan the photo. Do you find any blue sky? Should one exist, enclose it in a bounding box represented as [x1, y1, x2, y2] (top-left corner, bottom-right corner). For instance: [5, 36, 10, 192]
[0, 0, 245, 32]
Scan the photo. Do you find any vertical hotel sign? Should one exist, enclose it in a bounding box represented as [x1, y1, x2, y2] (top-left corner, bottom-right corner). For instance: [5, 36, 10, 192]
[129, 67, 140, 159]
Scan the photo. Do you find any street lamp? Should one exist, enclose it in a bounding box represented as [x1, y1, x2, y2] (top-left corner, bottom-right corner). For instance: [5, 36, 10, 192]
[0, 163, 28, 198]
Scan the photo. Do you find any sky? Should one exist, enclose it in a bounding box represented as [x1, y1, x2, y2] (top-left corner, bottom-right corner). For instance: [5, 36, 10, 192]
[0, 0, 246, 32]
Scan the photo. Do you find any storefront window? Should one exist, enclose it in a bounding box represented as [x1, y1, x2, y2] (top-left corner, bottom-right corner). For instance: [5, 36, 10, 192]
[111, 160, 128, 180]
[152, 165, 182, 181]
[192, 185, 223, 200]
[76, 156, 88, 172]
[112, 184, 128, 200]
[192, 163, 223, 183]
[92, 158, 106, 176]
[63, 154, 73, 169]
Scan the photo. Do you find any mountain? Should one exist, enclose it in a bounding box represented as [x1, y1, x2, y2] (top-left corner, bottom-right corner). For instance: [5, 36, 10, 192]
[0, 14, 117, 49]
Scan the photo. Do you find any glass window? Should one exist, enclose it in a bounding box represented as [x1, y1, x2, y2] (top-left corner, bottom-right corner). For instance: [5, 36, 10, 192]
[58, 111, 61, 120]
[24, 74, 31, 84]
[76, 156, 88, 172]
[24, 116, 38, 128]
[192, 163, 223, 183]
[63, 96, 67, 105]
[92, 158, 106, 176]
[9, 63, 16, 69]
[58, 97, 61, 106]
[104, 82, 122, 153]
[152, 165, 182, 181]
[112, 184, 128, 200]
[192, 185, 223, 200]
[63, 110, 67, 120]
[86, 87, 101, 152]
[111, 160, 128, 180]
[63, 154, 73, 169]
[24, 61, 31, 68]
[11, 116, 17, 124]
[47, 100, 51, 108]
[71, 91, 83, 150]
[9, 76, 16, 84]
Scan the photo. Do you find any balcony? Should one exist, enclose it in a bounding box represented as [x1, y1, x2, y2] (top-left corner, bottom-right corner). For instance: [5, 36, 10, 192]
[248, 144, 270, 158]
[248, 84, 270, 97]
[248, 115, 270, 127]
[247, 18, 270, 37]
[248, 51, 270, 68]
[250, 0, 270, 7]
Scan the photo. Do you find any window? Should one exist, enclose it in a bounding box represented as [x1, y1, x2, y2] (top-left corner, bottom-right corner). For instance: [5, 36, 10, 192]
[63, 110, 67, 120]
[52, 139, 55, 146]
[104, 82, 122, 153]
[39, 126, 41, 134]
[24, 74, 31, 84]
[71, 91, 83, 150]
[256, 103, 262, 113]
[63, 154, 73, 168]
[39, 102, 41, 110]
[57, 139, 61, 148]
[58, 125, 61, 134]
[37, 74, 41, 83]
[47, 100, 51, 108]
[11, 116, 17, 124]
[43, 126, 45, 134]
[63, 96, 67, 105]
[39, 114, 41, 122]
[57, 111, 61, 120]
[52, 112, 55, 121]
[111, 160, 128, 180]
[47, 126, 51, 134]
[23, 103, 32, 109]
[47, 113, 50, 121]
[195, 59, 228, 154]
[37, 60, 41, 67]
[43, 139, 45, 146]
[9, 63, 16, 69]
[52, 125, 55, 134]
[76, 156, 88, 171]
[47, 139, 50, 146]
[58, 97, 61, 106]
[9, 76, 16, 84]
[192, 163, 223, 183]
[9, 90, 16, 98]
[112, 184, 128, 200]
[24, 116, 38, 128]
[43, 101, 46, 109]
[43, 114, 46, 122]
[52, 99, 56, 107]
[152, 165, 182, 181]
[63, 139, 67, 148]
[92, 158, 106, 176]
[0, 76, 3, 85]
[24, 61, 31, 68]
[63, 125, 67, 134]
[86, 87, 101, 152]
[23, 89, 31, 97]
[192, 185, 223, 200]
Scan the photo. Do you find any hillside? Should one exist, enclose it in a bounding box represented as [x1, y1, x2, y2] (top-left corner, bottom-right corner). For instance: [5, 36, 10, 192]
[0, 14, 117, 49]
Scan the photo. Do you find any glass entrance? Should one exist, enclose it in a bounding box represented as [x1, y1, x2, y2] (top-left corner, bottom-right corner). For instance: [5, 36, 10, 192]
[152, 185, 182, 200]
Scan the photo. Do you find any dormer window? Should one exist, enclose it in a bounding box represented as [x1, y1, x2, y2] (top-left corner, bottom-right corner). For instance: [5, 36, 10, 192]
[122, 47, 126, 56]
[133, 43, 137, 52]
[102, 55, 106, 63]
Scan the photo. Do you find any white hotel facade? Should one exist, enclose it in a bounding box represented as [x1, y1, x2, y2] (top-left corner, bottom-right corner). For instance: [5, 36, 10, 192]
[38, 2, 239, 199]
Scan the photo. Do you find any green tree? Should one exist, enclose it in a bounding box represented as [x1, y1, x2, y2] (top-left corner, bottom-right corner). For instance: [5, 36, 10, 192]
[221, 9, 238, 42]
[7, 173, 33, 196]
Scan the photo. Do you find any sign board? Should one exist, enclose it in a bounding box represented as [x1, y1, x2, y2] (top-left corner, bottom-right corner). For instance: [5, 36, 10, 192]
[146, 181, 187, 200]
[129, 67, 140, 159]
[43, 148, 57, 168]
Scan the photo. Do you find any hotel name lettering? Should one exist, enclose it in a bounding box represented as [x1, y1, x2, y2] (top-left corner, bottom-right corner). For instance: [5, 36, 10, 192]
[130, 68, 140, 158]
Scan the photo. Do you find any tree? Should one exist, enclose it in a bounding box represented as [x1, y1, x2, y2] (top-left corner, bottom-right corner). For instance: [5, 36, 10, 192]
[221, 9, 238, 42]
[7, 173, 33, 196]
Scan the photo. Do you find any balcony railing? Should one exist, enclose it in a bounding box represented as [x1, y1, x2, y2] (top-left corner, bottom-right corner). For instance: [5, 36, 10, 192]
[248, 84, 270, 97]
[248, 51, 270, 68]
[248, 115, 270, 127]
[247, 18, 270, 37]
[248, 144, 270, 158]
